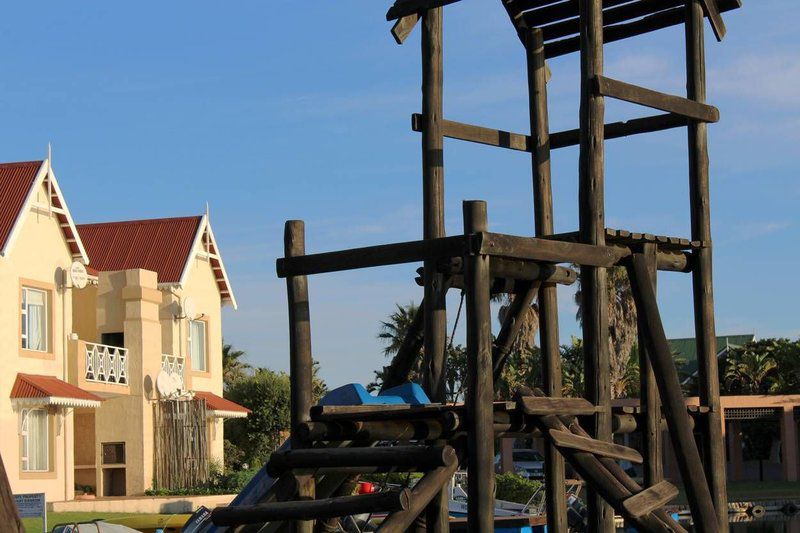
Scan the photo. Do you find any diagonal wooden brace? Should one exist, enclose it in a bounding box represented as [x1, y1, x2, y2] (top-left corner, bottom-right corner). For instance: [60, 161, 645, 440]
[700, 0, 726, 41]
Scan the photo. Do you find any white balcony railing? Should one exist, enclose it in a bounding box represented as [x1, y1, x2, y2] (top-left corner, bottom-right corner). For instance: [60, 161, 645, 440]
[85, 343, 128, 385]
[161, 354, 185, 390]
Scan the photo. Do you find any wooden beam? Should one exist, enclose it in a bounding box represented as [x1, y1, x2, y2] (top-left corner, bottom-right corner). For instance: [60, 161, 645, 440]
[391, 14, 419, 44]
[549, 429, 643, 463]
[0, 454, 23, 533]
[413, 113, 687, 152]
[284, 220, 315, 533]
[626, 253, 718, 532]
[622, 481, 679, 518]
[477, 232, 626, 267]
[276, 235, 466, 278]
[463, 200, 495, 532]
[517, 395, 597, 416]
[594, 75, 719, 122]
[701, 0, 726, 41]
[380, 301, 425, 391]
[297, 419, 447, 443]
[386, 0, 460, 20]
[686, 1, 728, 528]
[492, 280, 541, 383]
[544, 0, 740, 58]
[268, 445, 456, 477]
[211, 489, 411, 526]
[378, 451, 460, 532]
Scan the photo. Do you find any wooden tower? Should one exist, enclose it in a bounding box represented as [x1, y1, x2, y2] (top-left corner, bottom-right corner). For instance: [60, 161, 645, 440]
[211, 0, 742, 531]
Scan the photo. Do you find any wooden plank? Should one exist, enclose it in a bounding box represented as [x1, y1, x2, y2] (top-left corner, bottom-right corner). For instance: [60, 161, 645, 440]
[391, 14, 419, 44]
[297, 419, 447, 443]
[626, 253, 718, 532]
[544, 0, 741, 58]
[276, 235, 467, 278]
[477, 232, 626, 267]
[386, 0, 460, 20]
[378, 452, 460, 532]
[622, 481, 679, 518]
[594, 75, 719, 122]
[211, 489, 411, 526]
[549, 429, 643, 463]
[517, 395, 597, 416]
[701, 0, 726, 41]
[521, 0, 630, 27]
[284, 221, 315, 533]
[463, 200, 495, 532]
[268, 445, 456, 477]
[412, 113, 687, 153]
[686, 1, 728, 529]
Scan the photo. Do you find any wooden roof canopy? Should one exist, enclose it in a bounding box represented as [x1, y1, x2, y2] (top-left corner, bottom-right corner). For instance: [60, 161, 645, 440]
[386, 0, 741, 48]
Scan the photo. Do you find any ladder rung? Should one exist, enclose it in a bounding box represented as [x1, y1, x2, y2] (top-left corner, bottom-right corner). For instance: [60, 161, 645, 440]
[548, 429, 644, 463]
[517, 395, 597, 416]
[594, 75, 719, 123]
[622, 480, 679, 518]
[211, 489, 411, 526]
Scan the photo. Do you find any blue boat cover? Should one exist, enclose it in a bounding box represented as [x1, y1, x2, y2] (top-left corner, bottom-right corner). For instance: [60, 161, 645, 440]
[318, 382, 431, 406]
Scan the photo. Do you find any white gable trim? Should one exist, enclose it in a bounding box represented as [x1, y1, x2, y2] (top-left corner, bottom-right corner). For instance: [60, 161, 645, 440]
[0, 159, 90, 264]
[176, 214, 238, 310]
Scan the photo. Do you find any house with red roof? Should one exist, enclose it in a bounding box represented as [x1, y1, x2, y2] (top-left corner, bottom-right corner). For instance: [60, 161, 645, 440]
[0, 158, 247, 502]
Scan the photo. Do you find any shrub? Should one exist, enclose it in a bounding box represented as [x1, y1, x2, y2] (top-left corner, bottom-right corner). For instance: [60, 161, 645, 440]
[495, 473, 542, 504]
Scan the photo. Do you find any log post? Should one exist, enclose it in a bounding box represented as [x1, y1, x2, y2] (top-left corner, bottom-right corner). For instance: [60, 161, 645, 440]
[420, 6, 449, 531]
[527, 26, 567, 533]
[685, 1, 728, 529]
[626, 253, 718, 532]
[637, 243, 663, 486]
[578, 1, 613, 530]
[285, 220, 315, 533]
[463, 200, 494, 532]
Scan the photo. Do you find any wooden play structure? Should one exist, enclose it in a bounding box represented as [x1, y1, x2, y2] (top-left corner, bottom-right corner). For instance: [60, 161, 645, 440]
[211, 0, 742, 531]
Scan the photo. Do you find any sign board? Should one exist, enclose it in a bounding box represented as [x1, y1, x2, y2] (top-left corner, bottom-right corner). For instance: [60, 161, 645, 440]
[14, 492, 46, 532]
[69, 261, 88, 289]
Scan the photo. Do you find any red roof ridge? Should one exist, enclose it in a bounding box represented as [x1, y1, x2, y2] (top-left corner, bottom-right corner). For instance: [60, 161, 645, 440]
[194, 390, 251, 414]
[0, 160, 44, 168]
[11, 373, 103, 402]
[76, 214, 202, 229]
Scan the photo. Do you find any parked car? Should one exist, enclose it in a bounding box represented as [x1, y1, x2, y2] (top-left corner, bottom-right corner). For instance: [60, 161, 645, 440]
[495, 449, 546, 479]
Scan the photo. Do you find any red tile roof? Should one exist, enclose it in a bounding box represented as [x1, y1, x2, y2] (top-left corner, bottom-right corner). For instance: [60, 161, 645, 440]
[10, 374, 103, 402]
[77, 216, 202, 283]
[0, 161, 43, 251]
[194, 391, 250, 414]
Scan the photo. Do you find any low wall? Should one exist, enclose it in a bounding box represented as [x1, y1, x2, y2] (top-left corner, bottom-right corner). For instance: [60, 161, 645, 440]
[50, 494, 236, 514]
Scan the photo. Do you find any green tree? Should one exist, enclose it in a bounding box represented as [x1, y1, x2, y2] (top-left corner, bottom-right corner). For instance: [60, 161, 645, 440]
[574, 266, 638, 399]
[561, 337, 585, 398]
[724, 344, 779, 395]
[370, 302, 422, 391]
[224, 368, 291, 469]
[222, 342, 251, 390]
[496, 294, 540, 358]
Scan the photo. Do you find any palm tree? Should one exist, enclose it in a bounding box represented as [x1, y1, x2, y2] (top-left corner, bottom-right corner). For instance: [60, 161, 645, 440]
[724, 350, 777, 395]
[378, 302, 420, 357]
[496, 293, 540, 358]
[574, 266, 638, 399]
[222, 342, 251, 389]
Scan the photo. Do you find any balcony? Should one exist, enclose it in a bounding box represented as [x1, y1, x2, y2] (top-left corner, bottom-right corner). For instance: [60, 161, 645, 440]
[68, 340, 130, 395]
[85, 343, 128, 385]
[161, 354, 186, 391]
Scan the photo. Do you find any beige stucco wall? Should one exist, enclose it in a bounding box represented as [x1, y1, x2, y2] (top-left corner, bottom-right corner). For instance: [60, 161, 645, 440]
[0, 182, 76, 502]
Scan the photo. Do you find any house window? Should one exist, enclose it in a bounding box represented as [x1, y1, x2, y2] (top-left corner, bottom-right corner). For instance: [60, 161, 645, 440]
[21, 287, 48, 352]
[102, 442, 126, 465]
[189, 320, 207, 372]
[20, 409, 49, 472]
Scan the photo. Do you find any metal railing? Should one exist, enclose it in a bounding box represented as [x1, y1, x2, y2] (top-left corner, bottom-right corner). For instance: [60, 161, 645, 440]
[161, 354, 185, 390]
[85, 342, 128, 385]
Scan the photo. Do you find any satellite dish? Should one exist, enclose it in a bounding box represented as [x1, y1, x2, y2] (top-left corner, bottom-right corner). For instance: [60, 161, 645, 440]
[183, 297, 196, 320]
[156, 370, 176, 397]
[70, 261, 88, 289]
[169, 372, 184, 392]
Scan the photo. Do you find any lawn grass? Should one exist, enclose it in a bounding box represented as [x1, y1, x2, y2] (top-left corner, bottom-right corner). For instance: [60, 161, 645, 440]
[22, 512, 151, 533]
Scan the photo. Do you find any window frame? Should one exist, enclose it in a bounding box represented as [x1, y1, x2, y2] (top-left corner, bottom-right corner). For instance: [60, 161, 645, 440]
[189, 319, 208, 373]
[21, 286, 49, 353]
[20, 408, 49, 473]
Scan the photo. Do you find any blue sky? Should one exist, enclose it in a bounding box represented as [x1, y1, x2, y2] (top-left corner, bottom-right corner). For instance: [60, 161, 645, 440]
[1, 2, 797, 388]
